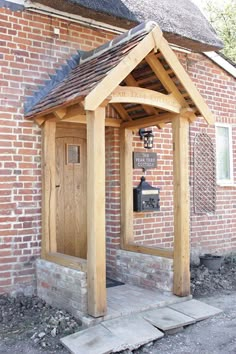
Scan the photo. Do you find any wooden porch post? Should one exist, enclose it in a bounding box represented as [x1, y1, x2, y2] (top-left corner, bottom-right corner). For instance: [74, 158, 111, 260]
[42, 120, 57, 258]
[172, 115, 190, 296]
[86, 107, 107, 317]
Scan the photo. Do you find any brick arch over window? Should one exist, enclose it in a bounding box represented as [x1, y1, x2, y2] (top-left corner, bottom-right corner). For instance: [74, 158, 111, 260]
[194, 132, 216, 214]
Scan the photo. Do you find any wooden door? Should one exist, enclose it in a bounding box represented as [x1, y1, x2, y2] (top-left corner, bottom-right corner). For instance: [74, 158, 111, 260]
[56, 125, 87, 259]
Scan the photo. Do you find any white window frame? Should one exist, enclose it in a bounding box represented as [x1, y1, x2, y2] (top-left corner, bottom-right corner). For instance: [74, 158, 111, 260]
[215, 123, 234, 186]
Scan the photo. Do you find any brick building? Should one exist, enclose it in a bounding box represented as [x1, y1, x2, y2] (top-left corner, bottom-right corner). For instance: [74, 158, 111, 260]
[0, 0, 235, 317]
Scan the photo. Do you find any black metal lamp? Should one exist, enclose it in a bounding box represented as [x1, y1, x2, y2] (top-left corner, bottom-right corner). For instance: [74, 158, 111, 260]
[139, 128, 154, 149]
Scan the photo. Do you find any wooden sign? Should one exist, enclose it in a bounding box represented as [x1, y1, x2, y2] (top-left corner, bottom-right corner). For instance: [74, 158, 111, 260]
[133, 152, 157, 170]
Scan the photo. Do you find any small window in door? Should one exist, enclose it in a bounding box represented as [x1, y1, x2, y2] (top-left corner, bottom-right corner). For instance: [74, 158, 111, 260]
[66, 144, 80, 164]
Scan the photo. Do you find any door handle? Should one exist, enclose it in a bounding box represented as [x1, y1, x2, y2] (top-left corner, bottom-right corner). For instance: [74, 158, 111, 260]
[56, 185, 60, 188]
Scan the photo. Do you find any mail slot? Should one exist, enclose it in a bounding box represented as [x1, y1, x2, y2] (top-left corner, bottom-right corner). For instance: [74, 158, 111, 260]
[133, 176, 160, 212]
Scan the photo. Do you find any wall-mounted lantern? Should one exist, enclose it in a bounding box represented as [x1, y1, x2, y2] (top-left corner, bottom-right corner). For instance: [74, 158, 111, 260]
[139, 128, 154, 149]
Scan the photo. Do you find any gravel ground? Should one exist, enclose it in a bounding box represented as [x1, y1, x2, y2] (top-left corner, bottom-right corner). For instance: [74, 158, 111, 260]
[0, 256, 236, 354]
[0, 296, 80, 353]
[133, 292, 236, 354]
[191, 256, 236, 297]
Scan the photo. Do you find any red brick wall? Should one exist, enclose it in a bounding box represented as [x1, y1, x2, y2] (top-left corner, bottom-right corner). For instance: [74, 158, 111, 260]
[185, 53, 236, 260]
[0, 5, 113, 294]
[132, 125, 174, 249]
[0, 5, 236, 293]
[129, 52, 236, 265]
[105, 127, 121, 276]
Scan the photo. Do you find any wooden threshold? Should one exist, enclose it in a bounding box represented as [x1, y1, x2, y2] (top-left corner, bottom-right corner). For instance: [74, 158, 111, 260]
[122, 243, 174, 259]
[44, 252, 87, 272]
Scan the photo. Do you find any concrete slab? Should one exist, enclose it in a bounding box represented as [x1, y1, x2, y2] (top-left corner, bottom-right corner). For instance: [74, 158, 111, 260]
[60, 325, 124, 354]
[76, 284, 192, 327]
[102, 315, 164, 350]
[142, 307, 195, 331]
[169, 299, 223, 321]
[106, 284, 192, 318]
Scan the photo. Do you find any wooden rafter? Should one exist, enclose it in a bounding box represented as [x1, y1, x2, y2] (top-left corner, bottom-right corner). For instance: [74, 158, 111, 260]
[136, 74, 157, 85]
[84, 27, 163, 111]
[145, 53, 188, 106]
[158, 37, 214, 124]
[124, 74, 158, 116]
[112, 103, 131, 121]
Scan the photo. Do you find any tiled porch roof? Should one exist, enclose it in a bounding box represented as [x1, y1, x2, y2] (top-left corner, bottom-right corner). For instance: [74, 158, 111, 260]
[25, 22, 156, 119]
[25, 21, 215, 126]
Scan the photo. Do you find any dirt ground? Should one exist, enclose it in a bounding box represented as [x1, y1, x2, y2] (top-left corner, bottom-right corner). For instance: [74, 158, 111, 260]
[134, 292, 236, 354]
[0, 257, 236, 354]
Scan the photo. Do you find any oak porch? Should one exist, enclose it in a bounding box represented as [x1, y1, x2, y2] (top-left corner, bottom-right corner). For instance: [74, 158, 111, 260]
[26, 22, 214, 318]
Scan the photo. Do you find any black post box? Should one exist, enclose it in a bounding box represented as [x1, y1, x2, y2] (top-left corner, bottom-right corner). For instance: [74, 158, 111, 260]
[133, 176, 160, 212]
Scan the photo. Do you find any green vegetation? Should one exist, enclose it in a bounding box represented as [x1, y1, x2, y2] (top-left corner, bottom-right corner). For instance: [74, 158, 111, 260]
[203, 0, 236, 62]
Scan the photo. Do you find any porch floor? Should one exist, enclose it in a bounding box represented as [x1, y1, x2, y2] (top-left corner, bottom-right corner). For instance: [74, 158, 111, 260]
[81, 284, 192, 327]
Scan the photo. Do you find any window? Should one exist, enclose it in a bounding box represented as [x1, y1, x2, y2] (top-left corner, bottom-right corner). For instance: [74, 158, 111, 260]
[66, 144, 80, 165]
[216, 124, 233, 184]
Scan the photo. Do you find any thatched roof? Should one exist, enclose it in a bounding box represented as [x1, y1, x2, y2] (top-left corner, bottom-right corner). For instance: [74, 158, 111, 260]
[30, 0, 223, 51]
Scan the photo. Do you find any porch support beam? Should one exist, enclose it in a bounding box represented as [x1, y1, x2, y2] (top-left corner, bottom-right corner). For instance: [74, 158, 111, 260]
[121, 112, 176, 129]
[87, 107, 107, 317]
[84, 27, 162, 111]
[172, 115, 190, 296]
[110, 86, 181, 113]
[42, 120, 57, 257]
[120, 128, 134, 247]
[63, 115, 121, 127]
[35, 114, 121, 127]
[158, 37, 214, 125]
[145, 53, 187, 107]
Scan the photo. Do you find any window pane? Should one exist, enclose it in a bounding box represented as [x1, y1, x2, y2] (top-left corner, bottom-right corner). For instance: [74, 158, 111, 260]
[216, 126, 230, 180]
[67, 144, 80, 164]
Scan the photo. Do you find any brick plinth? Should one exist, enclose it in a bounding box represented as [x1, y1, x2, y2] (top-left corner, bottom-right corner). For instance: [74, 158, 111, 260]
[36, 259, 88, 318]
[115, 250, 173, 292]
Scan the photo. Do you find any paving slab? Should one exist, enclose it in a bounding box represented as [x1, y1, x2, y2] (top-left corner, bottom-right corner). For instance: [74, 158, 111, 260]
[106, 284, 191, 317]
[169, 299, 222, 321]
[102, 315, 164, 350]
[60, 325, 124, 354]
[77, 285, 192, 326]
[142, 307, 195, 331]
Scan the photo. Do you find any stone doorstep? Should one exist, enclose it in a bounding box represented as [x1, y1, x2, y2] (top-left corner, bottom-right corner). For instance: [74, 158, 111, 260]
[76, 292, 193, 328]
[61, 299, 223, 354]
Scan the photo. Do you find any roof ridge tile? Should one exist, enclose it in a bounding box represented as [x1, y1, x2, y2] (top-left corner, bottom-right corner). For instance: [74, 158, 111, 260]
[80, 20, 157, 63]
